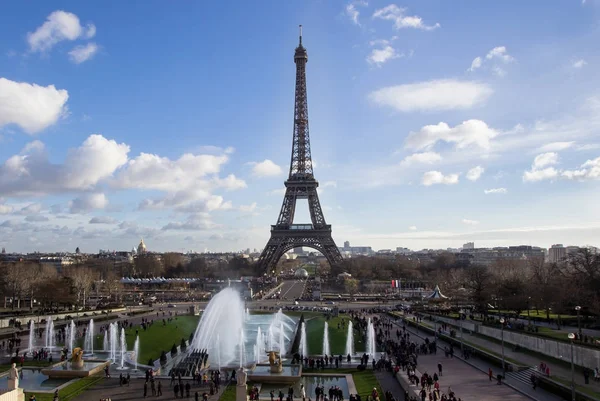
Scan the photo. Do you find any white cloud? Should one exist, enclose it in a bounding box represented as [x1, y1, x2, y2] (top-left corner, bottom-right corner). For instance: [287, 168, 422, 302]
[372, 5, 440, 30]
[406, 120, 498, 151]
[369, 80, 492, 112]
[572, 59, 587, 69]
[17, 203, 43, 215]
[249, 159, 283, 177]
[536, 142, 574, 153]
[162, 213, 217, 231]
[0, 77, 69, 134]
[68, 43, 98, 64]
[533, 152, 559, 169]
[466, 166, 485, 181]
[0, 135, 129, 196]
[486, 46, 514, 63]
[345, 1, 367, 26]
[561, 157, 600, 181]
[115, 152, 229, 191]
[0, 203, 13, 214]
[213, 174, 247, 190]
[27, 10, 95, 52]
[468, 57, 482, 72]
[468, 46, 514, 75]
[421, 171, 459, 186]
[484, 188, 507, 194]
[408, 226, 417, 231]
[89, 216, 116, 224]
[400, 152, 442, 165]
[462, 218, 479, 225]
[523, 167, 559, 182]
[577, 144, 600, 151]
[69, 193, 108, 214]
[367, 46, 401, 65]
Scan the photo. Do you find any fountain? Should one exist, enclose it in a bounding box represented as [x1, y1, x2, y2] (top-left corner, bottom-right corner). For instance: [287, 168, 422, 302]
[102, 332, 108, 352]
[109, 323, 118, 363]
[217, 334, 221, 371]
[28, 321, 35, 352]
[366, 318, 376, 357]
[323, 322, 330, 356]
[190, 287, 245, 366]
[44, 316, 55, 349]
[279, 323, 285, 357]
[239, 328, 245, 369]
[133, 335, 140, 371]
[119, 328, 127, 369]
[67, 320, 75, 353]
[84, 319, 95, 354]
[345, 321, 354, 356]
[299, 321, 308, 357]
[255, 327, 264, 364]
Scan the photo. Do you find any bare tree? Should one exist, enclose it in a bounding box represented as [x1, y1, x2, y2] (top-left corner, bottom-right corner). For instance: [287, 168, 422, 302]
[64, 266, 96, 309]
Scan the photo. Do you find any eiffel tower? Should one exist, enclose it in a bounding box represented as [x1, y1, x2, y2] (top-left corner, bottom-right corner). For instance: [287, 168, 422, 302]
[256, 26, 343, 275]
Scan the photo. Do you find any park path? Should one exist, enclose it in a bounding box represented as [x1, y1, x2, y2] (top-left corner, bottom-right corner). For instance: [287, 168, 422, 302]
[374, 370, 406, 401]
[408, 314, 600, 394]
[394, 317, 564, 401]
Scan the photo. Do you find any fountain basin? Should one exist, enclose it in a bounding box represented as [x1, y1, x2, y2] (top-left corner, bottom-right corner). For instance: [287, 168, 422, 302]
[41, 360, 110, 379]
[259, 374, 354, 399]
[0, 369, 72, 391]
[247, 364, 302, 384]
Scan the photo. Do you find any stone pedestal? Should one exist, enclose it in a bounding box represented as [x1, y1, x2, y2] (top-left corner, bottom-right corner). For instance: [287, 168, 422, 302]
[7, 378, 18, 390]
[236, 385, 248, 401]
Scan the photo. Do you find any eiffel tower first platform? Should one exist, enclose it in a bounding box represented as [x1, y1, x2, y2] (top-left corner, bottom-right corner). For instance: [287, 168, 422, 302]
[256, 26, 343, 275]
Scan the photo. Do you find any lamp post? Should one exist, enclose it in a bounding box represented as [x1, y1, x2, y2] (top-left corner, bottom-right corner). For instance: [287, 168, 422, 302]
[500, 317, 506, 377]
[568, 332, 576, 401]
[575, 306, 582, 340]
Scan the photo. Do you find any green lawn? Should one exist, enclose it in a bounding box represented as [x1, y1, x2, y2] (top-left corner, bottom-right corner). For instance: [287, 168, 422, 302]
[220, 384, 236, 401]
[24, 374, 104, 401]
[305, 315, 364, 355]
[488, 310, 578, 319]
[122, 315, 200, 365]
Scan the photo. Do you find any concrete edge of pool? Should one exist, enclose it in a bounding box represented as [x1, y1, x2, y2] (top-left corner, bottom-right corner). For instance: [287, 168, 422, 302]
[41, 360, 111, 379]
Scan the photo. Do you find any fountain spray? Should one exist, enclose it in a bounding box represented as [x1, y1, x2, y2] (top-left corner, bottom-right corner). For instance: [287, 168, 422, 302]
[345, 321, 354, 357]
[28, 321, 35, 352]
[84, 319, 94, 354]
[323, 322, 330, 356]
[133, 335, 140, 371]
[300, 321, 308, 357]
[45, 316, 55, 349]
[120, 327, 127, 369]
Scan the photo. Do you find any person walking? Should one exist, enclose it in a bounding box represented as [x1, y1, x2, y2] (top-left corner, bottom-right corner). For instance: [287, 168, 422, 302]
[143, 381, 148, 398]
[158, 380, 163, 396]
[437, 362, 443, 377]
[488, 368, 493, 382]
[186, 382, 191, 398]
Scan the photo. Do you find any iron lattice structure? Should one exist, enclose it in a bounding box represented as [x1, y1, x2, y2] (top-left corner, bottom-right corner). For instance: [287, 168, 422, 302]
[256, 27, 343, 275]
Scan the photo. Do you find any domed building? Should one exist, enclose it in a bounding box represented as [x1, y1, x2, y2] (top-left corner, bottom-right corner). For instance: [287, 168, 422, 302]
[137, 238, 147, 255]
[294, 268, 309, 278]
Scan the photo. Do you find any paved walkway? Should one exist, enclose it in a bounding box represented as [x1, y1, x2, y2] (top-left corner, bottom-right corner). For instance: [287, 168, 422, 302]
[395, 318, 564, 401]
[374, 370, 406, 401]
[70, 377, 226, 401]
[411, 315, 600, 394]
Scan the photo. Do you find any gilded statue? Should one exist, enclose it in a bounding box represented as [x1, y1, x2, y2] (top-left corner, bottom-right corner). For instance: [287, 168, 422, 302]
[266, 351, 283, 373]
[72, 347, 84, 368]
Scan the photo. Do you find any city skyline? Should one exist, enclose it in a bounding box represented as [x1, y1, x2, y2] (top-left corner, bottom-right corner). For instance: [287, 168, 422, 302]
[1, 2, 600, 253]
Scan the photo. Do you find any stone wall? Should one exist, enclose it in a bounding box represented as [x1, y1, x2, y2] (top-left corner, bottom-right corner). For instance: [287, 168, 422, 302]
[477, 325, 600, 368]
[0, 388, 24, 401]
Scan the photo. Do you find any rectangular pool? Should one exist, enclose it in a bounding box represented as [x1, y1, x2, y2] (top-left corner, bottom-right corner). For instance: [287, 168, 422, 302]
[0, 369, 71, 391]
[259, 376, 349, 399]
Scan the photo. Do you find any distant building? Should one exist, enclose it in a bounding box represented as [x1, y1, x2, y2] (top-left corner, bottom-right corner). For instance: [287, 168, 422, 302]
[137, 238, 147, 255]
[339, 241, 373, 257]
[548, 244, 567, 263]
[396, 247, 412, 255]
[461, 245, 546, 266]
[463, 242, 475, 250]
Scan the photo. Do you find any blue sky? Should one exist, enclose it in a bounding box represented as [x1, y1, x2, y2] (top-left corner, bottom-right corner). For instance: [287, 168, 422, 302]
[1, 1, 600, 253]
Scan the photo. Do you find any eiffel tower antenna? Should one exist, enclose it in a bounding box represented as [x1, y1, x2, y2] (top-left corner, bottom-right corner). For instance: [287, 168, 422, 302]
[256, 27, 343, 275]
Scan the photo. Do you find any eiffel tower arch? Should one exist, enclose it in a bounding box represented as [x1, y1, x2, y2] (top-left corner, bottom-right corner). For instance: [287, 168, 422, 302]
[256, 26, 343, 275]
